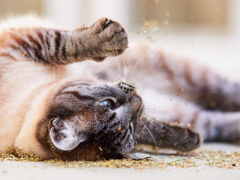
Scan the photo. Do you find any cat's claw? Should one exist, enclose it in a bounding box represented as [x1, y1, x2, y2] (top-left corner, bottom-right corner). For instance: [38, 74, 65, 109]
[103, 18, 111, 28]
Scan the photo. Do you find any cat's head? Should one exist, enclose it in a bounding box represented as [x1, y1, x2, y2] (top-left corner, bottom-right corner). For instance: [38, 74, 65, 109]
[37, 77, 143, 161]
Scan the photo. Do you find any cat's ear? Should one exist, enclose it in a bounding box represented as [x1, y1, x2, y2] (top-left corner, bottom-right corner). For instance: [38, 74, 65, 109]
[49, 117, 88, 151]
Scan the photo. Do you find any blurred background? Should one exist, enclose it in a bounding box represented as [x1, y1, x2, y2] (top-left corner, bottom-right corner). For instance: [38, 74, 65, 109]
[0, 0, 239, 81]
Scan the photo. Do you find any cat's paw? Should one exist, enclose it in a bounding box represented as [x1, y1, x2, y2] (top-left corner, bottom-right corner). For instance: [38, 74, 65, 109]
[93, 17, 128, 50]
[84, 18, 128, 61]
[160, 123, 201, 152]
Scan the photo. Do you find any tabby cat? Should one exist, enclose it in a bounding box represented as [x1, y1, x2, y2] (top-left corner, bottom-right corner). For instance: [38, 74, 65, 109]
[0, 17, 239, 161]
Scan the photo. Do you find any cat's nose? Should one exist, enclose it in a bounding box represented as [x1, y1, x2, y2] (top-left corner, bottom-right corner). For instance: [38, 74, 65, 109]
[117, 81, 136, 95]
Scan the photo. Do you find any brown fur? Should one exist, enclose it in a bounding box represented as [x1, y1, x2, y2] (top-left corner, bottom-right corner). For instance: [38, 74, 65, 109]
[0, 18, 130, 160]
[1, 16, 239, 161]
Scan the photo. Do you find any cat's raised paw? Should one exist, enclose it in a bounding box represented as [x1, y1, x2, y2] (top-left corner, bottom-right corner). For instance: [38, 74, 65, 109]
[86, 17, 128, 61]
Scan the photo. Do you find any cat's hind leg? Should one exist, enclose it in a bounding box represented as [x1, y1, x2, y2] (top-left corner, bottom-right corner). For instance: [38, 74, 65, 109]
[116, 44, 240, 112]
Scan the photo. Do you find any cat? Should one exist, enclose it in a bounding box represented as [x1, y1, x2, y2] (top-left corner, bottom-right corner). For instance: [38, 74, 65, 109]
[0, 16, 238, 161]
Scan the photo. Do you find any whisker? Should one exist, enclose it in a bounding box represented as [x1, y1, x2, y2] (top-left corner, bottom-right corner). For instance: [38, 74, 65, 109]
[95, 36, 122, 81]
[114, 36, 123, 80]
[140, 121, 157, 148]
[122, 56, 129, 81]
[110, 61, 122, 80]
[127, 53, 143, 84]
[98, 30, 123, 81]
[142, 114, 172, 132]
[125, 64, 132, 84]
[128, 81, 142, 89]
[130, 76, 147, 86]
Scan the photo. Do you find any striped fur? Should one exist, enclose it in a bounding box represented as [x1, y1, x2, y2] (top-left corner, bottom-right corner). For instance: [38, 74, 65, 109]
[0, 17, 131, 160]
[0, 18, 127, 65]
[0, 16, 239, 160]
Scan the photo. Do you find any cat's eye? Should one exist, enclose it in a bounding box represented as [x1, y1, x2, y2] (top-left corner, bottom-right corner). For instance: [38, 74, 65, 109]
[101, 100, 114, 109]
[100, 97, 117, 110]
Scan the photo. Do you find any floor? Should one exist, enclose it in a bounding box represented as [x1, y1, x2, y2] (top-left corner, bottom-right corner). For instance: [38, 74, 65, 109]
[1, 143, 240, 180]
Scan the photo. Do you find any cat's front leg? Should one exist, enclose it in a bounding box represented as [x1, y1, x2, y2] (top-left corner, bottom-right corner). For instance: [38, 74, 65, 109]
[0, 18, 128, 65]
[74, 17, 128, 62]
[135, 116, 201, 152]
